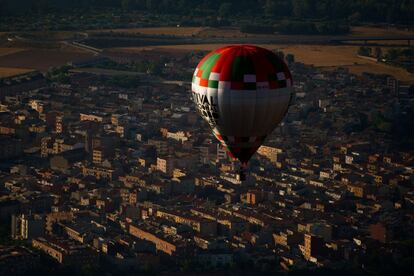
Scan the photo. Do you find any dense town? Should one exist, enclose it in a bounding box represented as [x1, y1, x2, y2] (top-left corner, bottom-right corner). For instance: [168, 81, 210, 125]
[0, 50, 413, 275]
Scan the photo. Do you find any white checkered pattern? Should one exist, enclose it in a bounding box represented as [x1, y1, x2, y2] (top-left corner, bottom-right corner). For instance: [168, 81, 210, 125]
[218, 81, 231, 90]
[209, 72, 220, 81]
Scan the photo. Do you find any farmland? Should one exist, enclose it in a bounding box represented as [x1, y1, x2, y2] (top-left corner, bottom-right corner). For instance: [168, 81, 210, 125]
[0, 47, 26, 57]
[112, 44, 414, 83]
[0, 48, 94, 71]
[1, 25, 413, 82]
[0, 67, 34, 78]
[0, 42, 412, 83]
[350, 26, 414, 38]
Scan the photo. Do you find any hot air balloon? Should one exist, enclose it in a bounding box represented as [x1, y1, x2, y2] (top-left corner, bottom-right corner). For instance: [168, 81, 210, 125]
[191, 45, 294, 180]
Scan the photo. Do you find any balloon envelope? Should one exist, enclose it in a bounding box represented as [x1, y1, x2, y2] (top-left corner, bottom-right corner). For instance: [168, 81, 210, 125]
[191, 45, 294, 164]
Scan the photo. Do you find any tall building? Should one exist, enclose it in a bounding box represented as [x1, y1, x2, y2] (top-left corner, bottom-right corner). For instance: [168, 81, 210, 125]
[216, 144, 227, 161]
[157, 157, 175, 176]
[11, 214, 45, 240]
[387, 77, 399, 96]
[55, 114, 64, 134]
[45, 212, 74, 234]
[148, 139, 169, 156]
[199, 145, 210, 164]
[41, 136, 52, 158]
[32, 237, 98, 265]
[52, 138, 64, 154]
[245, 190, 264, 205]
[302, 234, 324, 261]
[91, 134, 116, 156]
[84, 129, 93, 153]
[45, 111, 58, 129]
[257, 146, 282, 163]
[92, 148, 104, 164]
[130, 98, 143, 112]
[29, 100, 46, 114]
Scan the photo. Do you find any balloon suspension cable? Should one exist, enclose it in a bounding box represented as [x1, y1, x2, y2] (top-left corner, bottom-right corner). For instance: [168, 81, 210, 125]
[238, 162, 247, 182]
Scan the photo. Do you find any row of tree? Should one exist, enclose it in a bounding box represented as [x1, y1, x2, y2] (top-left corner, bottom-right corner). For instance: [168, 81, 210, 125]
[358, 46, 414, 64]
[276, 20, 350, 35]
[1, 0, 414, 24]
[240, 20, 350, 35]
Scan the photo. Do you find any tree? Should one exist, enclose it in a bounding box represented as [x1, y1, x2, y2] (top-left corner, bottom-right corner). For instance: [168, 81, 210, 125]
[358, 46, 372, 57]
[286, 53, 295, 64]
[348, 12, 361, 23]
[219, 2, 232, 17]
[146, 0, 157, 11]
[292, 0, 304, 18]
[292, 0, 317, 18]
[375, 47, 383, 59]
[121, 0, 131, 10]
[386, 48, 400, 60]
[146, 61, 162, 75]
[264, 0, 292, 17]
[264, 0, 276, 17]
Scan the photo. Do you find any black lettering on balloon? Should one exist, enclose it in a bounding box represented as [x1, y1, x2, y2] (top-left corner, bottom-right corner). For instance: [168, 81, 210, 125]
[192, 92, 219, 127]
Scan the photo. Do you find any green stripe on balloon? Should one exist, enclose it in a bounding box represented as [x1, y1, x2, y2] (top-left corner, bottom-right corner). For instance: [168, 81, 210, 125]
[208, 80, 219, 89]
[200, 53, 221, 80]
[231, 56, 244, 81]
